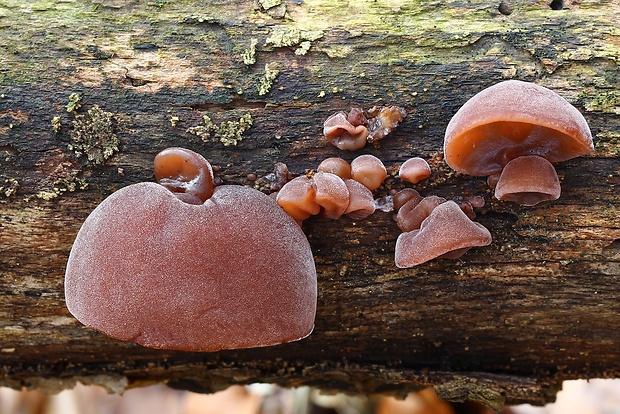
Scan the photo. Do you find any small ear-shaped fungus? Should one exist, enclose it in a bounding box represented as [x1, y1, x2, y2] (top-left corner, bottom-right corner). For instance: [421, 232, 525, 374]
[276, 176, 321, 221]
[343, 179, 375, 219]
[395, 201, 492, 268]
[323, 110, 369, 151]
[366, 105, 407, 143]
[313, 172, 350, 219]
[350, 154, 387, 191]
[399, 157, 431, 184]
[444, 80, 593, 206]
[494, 155, 561, 206]
[154, 147, 214, 204]
[66, 148, 317, 352]
[393, 188, 423, 212]
[396, 195, 446, 233]
[317, 157, 352, 179]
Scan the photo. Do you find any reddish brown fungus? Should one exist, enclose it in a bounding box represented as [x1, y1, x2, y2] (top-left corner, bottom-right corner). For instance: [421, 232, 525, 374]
[396, 195, 446, 233]
[317, 157, 352, 179]
[154, 147, 214, 204]
[393, 188, 423, 211]
[66, 149, 317, 352]
[399, 157, 431, 184]
[276, 176, 320, 221]
[323, 110, 369, 151]
[395, 201, 492, 268]
[444, 80, 593, 206]
[494, 155, 561, 206]
[313, 172, 350, 219]
[343, 179, 375, 219]
[350, 154, 387, 191]
[267, 162, 290, 191]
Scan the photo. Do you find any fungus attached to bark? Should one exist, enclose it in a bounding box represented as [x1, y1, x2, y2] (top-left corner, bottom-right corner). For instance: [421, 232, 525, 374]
[396, 195, 446, 233]
[154, 147, 214, 205]
[313, 172, 350, 219]
[343, 178, 375, 219]
[393, 188, 423, 212]
[276, 176, 320, 221]
[65, 148, 317, 352]
[323, 109, 369, 151]
[399, 157, 431, 184]
[350, 154, 387, 191]
[317, 157, 352, 179]
[395, 201, 492, 268]
[444, 80, 593, 206]
[366, 105, 407, 143]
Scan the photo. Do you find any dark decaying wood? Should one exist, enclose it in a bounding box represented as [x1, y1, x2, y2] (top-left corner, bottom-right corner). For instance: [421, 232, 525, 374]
[0, 0, 619, 410]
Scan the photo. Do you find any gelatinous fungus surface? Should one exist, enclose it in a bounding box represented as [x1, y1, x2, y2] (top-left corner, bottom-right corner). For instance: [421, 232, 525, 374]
[66, 183, 317, 352]
[495, 155, 561, 206]
[399, 157, 431, 184]
[395, 201, 492, 268]
[275, 176, 320, 221]
[154, 147, 214, 204]
[444, 80, 593, 176]
[350, 154, 387, 191]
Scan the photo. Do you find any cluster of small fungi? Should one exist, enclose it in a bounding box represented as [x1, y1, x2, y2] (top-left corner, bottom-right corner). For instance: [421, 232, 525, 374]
[309, 79, 594, 267]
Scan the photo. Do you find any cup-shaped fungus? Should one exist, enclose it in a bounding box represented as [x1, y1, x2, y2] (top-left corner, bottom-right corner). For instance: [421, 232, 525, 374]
[323, 109, 369, 151]
[65, 148, 317, 352]
[343, 179, 375, 219]
[275, 176, 320, 221]
[399, 157, 431, 184]
[444, 80, 593, 206]
[154, 147, 214, 204]
[317, 157, 352, 179]
[313, 172, 350, 219]
[395, 201, 492, 268]
[350, 154, 387, 191]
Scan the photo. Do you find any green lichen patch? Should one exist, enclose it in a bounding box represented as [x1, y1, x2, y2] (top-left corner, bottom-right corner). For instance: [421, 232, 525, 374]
[584, 91, 620, 114]
[35, 173, 89, 201]
[265, 26, 323, 50]
[0, 178, 19, 198]
[258, 63, 280, 96]
[242, 38, 258, 66]
[66, 93, 82, 113]
[187, 113, 253, 146]
[69, 106, 119, 165]
[51, 116, 61, 134]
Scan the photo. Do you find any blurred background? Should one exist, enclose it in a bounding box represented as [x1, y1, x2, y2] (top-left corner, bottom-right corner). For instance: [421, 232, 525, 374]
[0, 378, 618, 414]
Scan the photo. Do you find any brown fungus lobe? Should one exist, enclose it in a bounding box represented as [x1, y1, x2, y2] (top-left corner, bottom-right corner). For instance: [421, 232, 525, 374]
[444, 80, 593, 206]
[276, 176, 320, 221]
[350, 154, 387, 191]
[317, 157, 352, 179]
[366, 105, 407, 143]
[66, 149, 317, 352]
[395, 201, 492, 268]
[154, 147, 214, 204]
[393, 188, 423, 212]
[343, 179, 375, 219]
[494, 155, 561, 206]
[313, 172, 350, 219]
[396, 195, 446, 233]
[323, 110, 369, 151]
[399, 157, 431, 184]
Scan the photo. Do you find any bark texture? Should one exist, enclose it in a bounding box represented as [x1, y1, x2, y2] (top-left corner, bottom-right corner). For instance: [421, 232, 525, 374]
[1, 0, 619, 410]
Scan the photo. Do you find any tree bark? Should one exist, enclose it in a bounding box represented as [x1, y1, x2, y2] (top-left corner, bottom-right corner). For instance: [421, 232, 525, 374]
[1, 0, 619, 410]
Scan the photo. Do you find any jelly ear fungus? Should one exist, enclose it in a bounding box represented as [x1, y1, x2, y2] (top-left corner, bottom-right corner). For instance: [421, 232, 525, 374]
[65, 148, 317, 352]
[444, 80, 593, 206]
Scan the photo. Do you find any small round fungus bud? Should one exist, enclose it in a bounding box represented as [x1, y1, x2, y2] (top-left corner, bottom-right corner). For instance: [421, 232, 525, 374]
[395, 201, 492, 268]
[343, 179, 375, 219]
[313, 172, 350, 219]
[350, 154, 387, 191]
[65, 148, 317, 352]
[399, 157, 431, 184]
[276, 176, 321, 221]
[317, 157, 352, 179]
[154, 147, 214, 204]
[444, 80, 593, 206]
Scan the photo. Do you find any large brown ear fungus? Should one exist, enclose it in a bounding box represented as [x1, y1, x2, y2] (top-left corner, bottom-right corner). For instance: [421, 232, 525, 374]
[395, 201, 492, 268]
[444, 80, 593, 206]
[65, 148, 317, 352]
